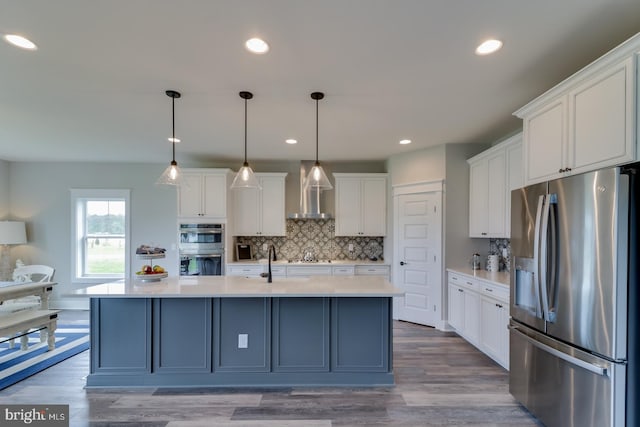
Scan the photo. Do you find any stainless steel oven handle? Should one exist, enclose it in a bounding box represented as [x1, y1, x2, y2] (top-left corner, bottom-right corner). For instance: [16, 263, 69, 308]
[180, 230, 222, 234]
[510, 325, 608, 377]
[187, 254, 222, 258]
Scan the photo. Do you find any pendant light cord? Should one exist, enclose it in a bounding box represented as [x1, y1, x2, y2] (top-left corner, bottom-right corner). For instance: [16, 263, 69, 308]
[171, 95, 176, 163]
[244, 97, 248, 164]
[315, 97, 319, 164]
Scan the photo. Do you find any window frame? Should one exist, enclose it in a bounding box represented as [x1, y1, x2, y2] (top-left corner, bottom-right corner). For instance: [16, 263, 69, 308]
[70, 189, 131, 283]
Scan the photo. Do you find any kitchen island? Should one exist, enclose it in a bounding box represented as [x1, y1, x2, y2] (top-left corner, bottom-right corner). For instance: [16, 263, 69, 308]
[75, 275, 403, 388]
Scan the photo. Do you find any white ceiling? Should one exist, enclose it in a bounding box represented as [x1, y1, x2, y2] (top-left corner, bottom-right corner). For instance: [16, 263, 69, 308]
[1, 1, 639, 166]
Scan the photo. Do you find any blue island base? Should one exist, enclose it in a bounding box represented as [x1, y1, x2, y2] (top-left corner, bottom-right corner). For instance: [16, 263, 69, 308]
[88, 296, 394, 388]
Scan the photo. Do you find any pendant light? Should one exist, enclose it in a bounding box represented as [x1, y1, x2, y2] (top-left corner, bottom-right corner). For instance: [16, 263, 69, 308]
[156, 90, 183, 186]
[230, 91, 261, 189]
[305, 92, 333, 190]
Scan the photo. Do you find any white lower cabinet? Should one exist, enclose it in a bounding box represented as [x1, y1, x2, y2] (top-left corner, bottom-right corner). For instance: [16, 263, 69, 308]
[480, 296, 509, 369]
[226, 263, 389, 279]
[447, 271, 509, 369]
[225, 264, 286, 277]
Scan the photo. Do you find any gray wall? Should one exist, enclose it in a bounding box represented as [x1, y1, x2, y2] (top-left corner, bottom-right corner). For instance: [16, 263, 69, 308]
[444, 143, 491, 269]
[0, 160, 9, 218]
[9, 162, 179, 308]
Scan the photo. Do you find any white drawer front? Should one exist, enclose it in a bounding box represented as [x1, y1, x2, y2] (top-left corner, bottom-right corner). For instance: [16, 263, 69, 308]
[226, 265, 263, 276]
[478, 281, 509, 303]
[354, 265, 390, 276]
[332, 266, 356, 275]
[286, 266, 332, 277]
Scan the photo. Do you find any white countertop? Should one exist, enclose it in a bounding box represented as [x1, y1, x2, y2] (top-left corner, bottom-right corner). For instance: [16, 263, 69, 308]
[446, 267, 510, 287]
[72, 275, 403, 298]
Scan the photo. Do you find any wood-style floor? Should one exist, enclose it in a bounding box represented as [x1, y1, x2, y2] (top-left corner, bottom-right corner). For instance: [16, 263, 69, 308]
[0, 311, 542, 426]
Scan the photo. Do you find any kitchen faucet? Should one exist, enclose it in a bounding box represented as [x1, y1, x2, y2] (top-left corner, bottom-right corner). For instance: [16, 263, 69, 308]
[267, 244, 277, 283]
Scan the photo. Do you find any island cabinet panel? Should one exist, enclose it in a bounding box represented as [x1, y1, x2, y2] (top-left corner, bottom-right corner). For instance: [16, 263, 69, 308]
[331, 297, 390, 372]
[272, 297, 329, 372]
[90, 298, 151, 374]
[213, 298, 270, 372]
[153, 298, 211, 373]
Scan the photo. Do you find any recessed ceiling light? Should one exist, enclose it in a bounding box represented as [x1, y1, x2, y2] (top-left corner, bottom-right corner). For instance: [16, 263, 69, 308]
[245, 38, 269, 54]
[475, 39, 503, 55]
[399, 139, 412, 145]
[3, 34, 37, 50]
[168, 137, 181, 143]
[285, 139, 297, 144]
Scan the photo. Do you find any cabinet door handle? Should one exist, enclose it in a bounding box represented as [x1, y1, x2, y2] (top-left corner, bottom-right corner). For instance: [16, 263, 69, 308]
[458, 288, 464, 293]
[481, 232, 487, 236]
[559, 168, 564, 173]
[466, 281, 473, 286]
[566, 167, 572, 172]
[400, 261, 406, 266]
[496, 303, 503, 308]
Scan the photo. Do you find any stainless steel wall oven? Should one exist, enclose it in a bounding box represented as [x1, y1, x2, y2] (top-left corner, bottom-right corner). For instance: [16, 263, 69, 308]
[178, 223, 224, 276]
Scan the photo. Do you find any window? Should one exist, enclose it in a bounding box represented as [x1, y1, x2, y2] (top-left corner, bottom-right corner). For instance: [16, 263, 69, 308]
[71, 189, 130, 283]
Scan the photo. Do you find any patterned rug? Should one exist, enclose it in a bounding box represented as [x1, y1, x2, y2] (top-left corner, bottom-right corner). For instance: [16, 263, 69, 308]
[0, 324, 89, 390]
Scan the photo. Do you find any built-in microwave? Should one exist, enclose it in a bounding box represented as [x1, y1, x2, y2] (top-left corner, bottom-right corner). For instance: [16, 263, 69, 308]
[178, 223, 225, 276]
[178, 223, 224, 252]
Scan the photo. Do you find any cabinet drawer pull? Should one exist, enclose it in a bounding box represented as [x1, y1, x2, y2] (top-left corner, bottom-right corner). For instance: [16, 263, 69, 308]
[496, 303, 503, 308]
[451, 276, 458, 281]
[485, 287, 493, 292]
[466, 281, 473, 286]
[481, 232, 487, 236]
[458, 288, 464, 293]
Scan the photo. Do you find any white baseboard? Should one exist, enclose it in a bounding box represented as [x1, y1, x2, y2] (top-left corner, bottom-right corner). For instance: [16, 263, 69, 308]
[50, 298, 89, 310]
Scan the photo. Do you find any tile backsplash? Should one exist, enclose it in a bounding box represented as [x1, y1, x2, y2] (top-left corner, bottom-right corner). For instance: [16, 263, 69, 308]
[489, 238, 511, 272]
[235, 219, 384, 261]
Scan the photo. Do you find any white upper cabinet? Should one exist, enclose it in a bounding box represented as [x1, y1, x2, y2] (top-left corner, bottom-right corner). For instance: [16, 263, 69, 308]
[468, 134, 521, 239]
[523, 99, 567, 184]
[515, 33, 639, 186]
[334, 173, 387, 236]
[178, 169, 230, 218]
[231, 173, 287, 236]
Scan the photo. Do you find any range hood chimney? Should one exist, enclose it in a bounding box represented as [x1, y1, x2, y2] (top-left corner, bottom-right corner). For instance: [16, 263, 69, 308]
[288, 161, 332, 219]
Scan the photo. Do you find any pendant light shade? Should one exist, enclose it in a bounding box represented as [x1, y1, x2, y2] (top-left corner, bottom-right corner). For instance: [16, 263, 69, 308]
[305, 92, 333, 190]
[230, 91, 261, 189]
[156, 90, 184, 186]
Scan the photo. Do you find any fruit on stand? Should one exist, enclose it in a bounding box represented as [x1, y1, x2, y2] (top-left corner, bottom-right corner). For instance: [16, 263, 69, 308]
[136, 264, 165, 275]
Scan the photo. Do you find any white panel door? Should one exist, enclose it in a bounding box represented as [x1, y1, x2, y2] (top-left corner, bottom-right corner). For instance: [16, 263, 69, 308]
[395, 192, 442, 327]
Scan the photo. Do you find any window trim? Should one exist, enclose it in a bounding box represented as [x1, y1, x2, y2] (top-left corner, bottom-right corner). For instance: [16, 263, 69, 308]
[70, 189, 131, 284]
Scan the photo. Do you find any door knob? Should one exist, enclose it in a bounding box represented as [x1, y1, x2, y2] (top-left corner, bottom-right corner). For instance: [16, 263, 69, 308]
[400, 261, 406, 266]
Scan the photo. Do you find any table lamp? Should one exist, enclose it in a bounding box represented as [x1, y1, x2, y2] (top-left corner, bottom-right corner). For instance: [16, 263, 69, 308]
[0, 221, 27, 281]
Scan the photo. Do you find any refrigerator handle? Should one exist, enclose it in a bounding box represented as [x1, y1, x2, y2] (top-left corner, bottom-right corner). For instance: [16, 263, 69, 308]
[547, 194, 558, 322]
[533, 195, 545, 318]
[510, 324, 608, 377]
[539, 194, 555, 323]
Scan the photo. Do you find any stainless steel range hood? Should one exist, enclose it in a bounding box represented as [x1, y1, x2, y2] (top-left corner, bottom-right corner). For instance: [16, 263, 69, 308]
[288, 161, 332, 219]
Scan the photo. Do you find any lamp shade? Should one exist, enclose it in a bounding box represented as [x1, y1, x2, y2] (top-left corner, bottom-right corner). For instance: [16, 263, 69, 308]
[0, 221, 27, 245]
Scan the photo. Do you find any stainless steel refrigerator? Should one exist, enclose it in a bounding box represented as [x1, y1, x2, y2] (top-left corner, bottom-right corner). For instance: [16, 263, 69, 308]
[509, 164, 639, 427]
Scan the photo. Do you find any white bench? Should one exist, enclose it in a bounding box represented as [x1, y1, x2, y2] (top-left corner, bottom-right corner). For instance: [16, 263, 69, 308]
[0, 281, 58, 351]
[0, 309, 60, 350]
